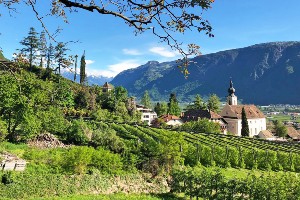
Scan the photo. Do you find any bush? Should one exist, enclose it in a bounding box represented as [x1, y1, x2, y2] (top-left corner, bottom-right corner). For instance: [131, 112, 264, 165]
[92, 147, 123, 174]
[67, 119, 92, 145]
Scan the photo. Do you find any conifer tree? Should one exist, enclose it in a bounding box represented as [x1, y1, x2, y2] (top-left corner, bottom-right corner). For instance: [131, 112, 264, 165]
[55, 42, 70, 74]
[141, 90, 151, 108]
[154, 102, 168, 116]
[39, 30, 47, 67]
[19, 27, 40, 70]
[241, 107, 250, 137]
[74, 55, 78, 82]
[80, 51, 87, 84]
[167, 93, 181, 116]
[46, 43, 55, 70]
[207, 94, 220, 113]
[187, 94, 206, 110]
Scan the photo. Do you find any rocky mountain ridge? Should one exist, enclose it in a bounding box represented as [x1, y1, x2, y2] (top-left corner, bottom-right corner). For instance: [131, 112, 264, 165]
[111, 42, 300, 105]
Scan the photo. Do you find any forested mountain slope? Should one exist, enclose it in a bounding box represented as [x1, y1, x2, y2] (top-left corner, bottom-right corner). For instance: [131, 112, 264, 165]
[112, 42, 300, 104]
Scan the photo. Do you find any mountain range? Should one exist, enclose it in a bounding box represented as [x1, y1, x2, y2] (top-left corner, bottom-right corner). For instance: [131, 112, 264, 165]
[111, 42, 300, 105]
[61, 71, 113, 86]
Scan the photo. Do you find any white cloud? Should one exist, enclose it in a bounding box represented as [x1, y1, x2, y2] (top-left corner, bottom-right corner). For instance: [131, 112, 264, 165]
[85, 59, 95, 65]
[149, 46, 179, 58]
[86, 60, 142, 77]
[122, 48, 143, 56]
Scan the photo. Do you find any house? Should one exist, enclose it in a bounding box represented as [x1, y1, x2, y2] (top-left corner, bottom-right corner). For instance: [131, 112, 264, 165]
[258, 130, 275, 140]
[286, 126, 300, 141]
[220, 79, 266, 137]
[181, 109, 227, 134]
[158, 114, 183, 127]
[102, 82, 114, 93]
[136, 105, 157, 126]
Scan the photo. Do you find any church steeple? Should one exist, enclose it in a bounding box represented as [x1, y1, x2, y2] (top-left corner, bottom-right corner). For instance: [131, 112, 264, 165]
[228, 79, 236, 96]
[227, 79, 237, 105]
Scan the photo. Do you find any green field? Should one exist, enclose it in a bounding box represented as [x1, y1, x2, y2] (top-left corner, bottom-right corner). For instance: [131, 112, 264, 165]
[267, 114, 300, 123]
[28, 193, 180, 200]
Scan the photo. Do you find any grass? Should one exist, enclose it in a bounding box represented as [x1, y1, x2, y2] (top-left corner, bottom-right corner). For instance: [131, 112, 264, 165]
[267, 114, 300, 123]
[28, 193, 182, 200]
[0, 142, 28, 157]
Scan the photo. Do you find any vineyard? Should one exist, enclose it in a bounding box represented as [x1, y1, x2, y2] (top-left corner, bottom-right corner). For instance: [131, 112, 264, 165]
[2, 121, 300, 199]
[108, 122, 300, 172]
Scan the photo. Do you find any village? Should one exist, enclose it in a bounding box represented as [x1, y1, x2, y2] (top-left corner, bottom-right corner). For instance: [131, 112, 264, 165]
[117, 79, 300, 142]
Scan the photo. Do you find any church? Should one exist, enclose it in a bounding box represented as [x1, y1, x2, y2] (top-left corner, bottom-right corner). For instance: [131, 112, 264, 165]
[220, 80, 266, 137]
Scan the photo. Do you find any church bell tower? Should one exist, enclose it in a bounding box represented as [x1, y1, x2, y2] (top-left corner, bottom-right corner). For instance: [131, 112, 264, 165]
[227, 79, 237, 105]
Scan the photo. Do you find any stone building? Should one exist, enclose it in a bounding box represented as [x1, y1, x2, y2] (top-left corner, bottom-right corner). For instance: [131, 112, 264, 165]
[102, 82, 114, 93]
[220, 80, 266, 137]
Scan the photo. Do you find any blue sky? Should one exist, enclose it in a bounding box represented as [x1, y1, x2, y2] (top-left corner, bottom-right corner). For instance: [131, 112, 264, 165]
[1, 0, 300, 77]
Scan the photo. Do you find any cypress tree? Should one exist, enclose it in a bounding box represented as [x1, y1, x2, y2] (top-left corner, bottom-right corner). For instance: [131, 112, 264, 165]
[241, 107, 250, 137]
[74, 55, 78, 82]
[80, 51, 86, 84]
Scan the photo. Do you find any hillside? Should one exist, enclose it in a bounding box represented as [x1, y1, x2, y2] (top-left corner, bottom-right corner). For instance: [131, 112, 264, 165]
[1, 60, 300, 199]
[111, 42, 300, 105]
[0, 50, 7, 61]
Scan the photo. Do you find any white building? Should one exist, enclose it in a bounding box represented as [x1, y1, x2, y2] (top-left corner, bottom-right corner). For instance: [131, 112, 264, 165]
[136, 105, 157, 126]
[160, 114, 183, 126]
[220, 79, 266, 137]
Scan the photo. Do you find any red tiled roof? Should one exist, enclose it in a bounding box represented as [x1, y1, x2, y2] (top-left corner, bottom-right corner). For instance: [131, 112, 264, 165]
[160, 114, 180, 122]
[221, 104, 265, 119]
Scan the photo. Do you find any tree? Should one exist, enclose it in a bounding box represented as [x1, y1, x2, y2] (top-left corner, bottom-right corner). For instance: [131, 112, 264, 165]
[74, 87, 90, 109]
[67, 119, 91, 145]
[126, 96, 137, 116]
[0, 71, 53, 141]
[241, 107, 249, 137]
[187, 94, 206, 110]
[167, 93, 181, 116]
[80, 51, 86, 84]
[3, 1, 214, 76]
[207, 94, 220, 113]
[154, 102, 168, 116]
[38, 30, 47, 67]
[180, 118, 220, 133]
[74, 54, 78, 82]
[273, 120, 288, 138]
[46, 43, 55, 70]
[54, 42, 71, 74]
[19, 27, 40, 70]
[114, 86, 128, 104]
[141, 90, 152, 108]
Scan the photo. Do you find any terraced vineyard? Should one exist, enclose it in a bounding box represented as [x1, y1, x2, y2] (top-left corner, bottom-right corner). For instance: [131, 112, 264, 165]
[108, 122, 300, 172]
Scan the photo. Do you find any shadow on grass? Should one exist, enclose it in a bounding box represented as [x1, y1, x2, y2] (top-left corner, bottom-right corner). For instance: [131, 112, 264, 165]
[151, 193, 186, 200]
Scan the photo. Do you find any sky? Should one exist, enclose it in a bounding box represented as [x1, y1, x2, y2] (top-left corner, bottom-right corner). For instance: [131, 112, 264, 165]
[1, 0, 300, 77]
